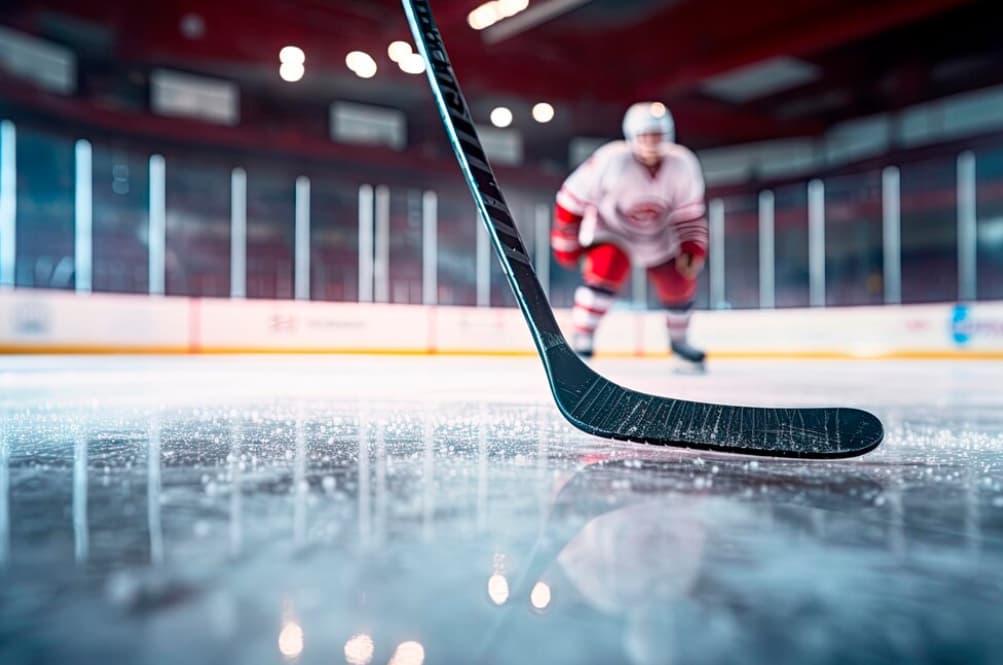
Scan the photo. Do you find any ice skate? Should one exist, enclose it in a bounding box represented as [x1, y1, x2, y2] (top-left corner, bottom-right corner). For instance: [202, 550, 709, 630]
[670, 339, 705, 374]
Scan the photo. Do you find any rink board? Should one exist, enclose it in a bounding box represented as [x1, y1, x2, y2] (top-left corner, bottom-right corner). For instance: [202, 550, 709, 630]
[1, 289, 1001, 358]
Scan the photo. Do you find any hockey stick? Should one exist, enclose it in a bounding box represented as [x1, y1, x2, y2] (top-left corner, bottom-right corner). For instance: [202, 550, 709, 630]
[402, 0, 883, 458]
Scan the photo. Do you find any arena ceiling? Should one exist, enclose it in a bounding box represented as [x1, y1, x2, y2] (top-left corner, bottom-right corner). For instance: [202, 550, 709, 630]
[2, 0, 1001, 153]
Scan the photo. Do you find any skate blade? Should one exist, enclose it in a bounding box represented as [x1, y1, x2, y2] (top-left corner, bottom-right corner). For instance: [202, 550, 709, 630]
[671, 356, 706, 375]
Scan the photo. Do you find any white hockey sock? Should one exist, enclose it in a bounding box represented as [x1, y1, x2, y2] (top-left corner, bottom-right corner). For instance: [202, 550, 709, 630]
[666, 304, 693, 345]
[572, 285, 616, 343]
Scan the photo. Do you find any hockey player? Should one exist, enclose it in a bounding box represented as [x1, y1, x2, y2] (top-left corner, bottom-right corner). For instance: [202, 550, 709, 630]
[551, 101, 708, 369]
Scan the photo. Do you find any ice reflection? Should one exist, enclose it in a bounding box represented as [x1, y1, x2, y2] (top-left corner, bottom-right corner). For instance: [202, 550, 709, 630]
[529, 581, 551, 611]
[0, 421, 8, 565]
[964, 465, 980, 558]
[388, 640, 424, 665]
[293, 404, 306, 547]
[421, 405, 435, 541]
[148, 411, 164, 565]
[228, 418, 243, 557]
[374, 415, 387, 546]
[344, 632, 374, 665]
[488, 573, 509, 606]
[477, 401, 488, 532]
[0, 355, 1001, 665]
[73, 423, 88, 563]
[277, 620, 304, 659]
[358, 404, 371, 548]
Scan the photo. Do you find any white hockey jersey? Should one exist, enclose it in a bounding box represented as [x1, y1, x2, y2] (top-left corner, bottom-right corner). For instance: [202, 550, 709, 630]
[556, 141, 707, 267]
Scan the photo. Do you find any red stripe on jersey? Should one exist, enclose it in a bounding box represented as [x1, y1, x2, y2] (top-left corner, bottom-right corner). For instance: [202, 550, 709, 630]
[672, 219, 707, 228]
[573, 303, 610, 316]
[555, 202, 583, 226]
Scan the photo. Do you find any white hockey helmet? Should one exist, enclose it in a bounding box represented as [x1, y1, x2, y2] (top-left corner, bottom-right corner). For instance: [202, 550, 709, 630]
[622, 102, 675, 144]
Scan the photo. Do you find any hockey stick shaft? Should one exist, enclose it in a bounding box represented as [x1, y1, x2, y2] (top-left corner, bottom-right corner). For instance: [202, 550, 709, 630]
[403, 0, 565, 360]
[403, 0, 883, 458]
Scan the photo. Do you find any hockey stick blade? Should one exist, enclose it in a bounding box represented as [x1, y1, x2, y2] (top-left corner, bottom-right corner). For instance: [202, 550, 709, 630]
[403, 0, 883, 459]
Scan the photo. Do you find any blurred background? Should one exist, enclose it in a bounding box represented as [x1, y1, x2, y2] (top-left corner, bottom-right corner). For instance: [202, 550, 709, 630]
[1, 0, 1002, 326]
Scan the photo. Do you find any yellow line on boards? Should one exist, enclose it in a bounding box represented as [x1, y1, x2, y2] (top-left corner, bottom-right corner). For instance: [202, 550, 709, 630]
[1, 345, 1002, 360]
[0, 345, 532, 357]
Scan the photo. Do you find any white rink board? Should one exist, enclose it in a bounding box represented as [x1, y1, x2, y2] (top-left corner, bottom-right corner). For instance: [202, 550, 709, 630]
[0, 291, 190, 350]
[196, 299, 431, 352]
[432, 306, 536, 353]
[692, 305, 961, 355]
[1, 290, 1002, 356]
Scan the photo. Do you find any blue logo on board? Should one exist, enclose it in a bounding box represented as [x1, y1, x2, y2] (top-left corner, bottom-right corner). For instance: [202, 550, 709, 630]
[951, 304, 971, 345]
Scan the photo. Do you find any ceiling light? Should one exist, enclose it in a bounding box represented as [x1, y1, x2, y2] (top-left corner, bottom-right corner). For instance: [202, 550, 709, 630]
[388, 41, 412, 63]
[279, 61, 304, 82]
[468, 0, 531, 30]
[490, 106, 513, 128]
[468, 4, 500, 30]
[179, 14, 205, 40]
[532, 102, 554, 123]
[346, 51, 378, 78]
[498, 0, 529, 18]
[399, 52, 426, 75]
[280, 46, 305, 65]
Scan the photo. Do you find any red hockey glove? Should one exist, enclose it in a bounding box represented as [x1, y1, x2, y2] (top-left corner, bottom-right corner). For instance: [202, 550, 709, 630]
[675, 241, 706, 279]
[552, 202, 585, 269]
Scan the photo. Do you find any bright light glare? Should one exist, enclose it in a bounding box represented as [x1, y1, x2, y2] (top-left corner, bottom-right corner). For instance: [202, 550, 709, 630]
[532, 102, 554, 123]
[344, 633, 375, 665]
[388, 41, 412, 63]
[468, 0, 530, 30]
[278, 621, 304, 658]
[490, 106, 513, 128]
[530, 581, 551, 610]
[279, 61, 305, 82]
[399, 52, 426, 75]
[346, 51, 376, 71]
[346, 51, 378, 79]
[468, 4, 500, 30]
[488, 574, 510, 605]
[388, 641, 425, 665]
[280, 46, 305, 64]
[650, 102, 667, 117]
[498, 0, 530, 17]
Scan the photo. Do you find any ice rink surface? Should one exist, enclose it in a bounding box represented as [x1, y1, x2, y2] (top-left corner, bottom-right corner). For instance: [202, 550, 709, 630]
[1, 354, 1002, 665]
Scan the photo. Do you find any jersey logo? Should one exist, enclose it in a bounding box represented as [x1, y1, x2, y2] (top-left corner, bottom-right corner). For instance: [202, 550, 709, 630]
[619, 200, 668, 231]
